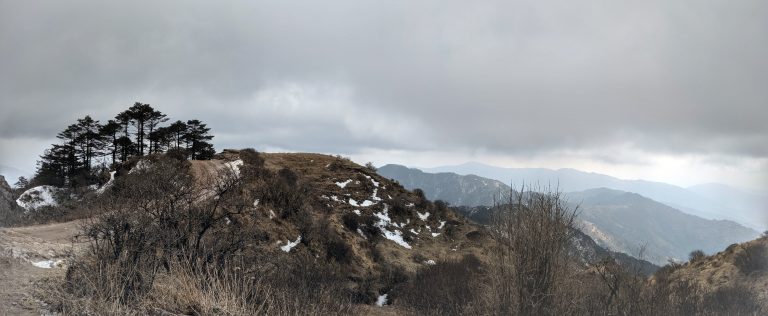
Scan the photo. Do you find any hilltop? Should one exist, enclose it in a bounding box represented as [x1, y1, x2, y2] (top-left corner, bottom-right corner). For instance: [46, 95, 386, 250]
[202, 151, 489, 276]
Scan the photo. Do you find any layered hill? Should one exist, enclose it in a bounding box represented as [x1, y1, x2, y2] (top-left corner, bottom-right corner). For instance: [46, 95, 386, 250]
[424, 162, 765, 230]
[570, 188, 759, 264]
[378, 165, 759, 265]
[378, 164, 510, 207]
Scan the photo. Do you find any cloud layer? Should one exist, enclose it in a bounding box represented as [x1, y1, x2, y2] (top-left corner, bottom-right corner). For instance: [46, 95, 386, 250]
[1, 0, 766, 188]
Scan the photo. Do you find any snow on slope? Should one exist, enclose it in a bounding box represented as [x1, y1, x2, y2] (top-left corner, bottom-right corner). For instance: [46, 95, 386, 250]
[16, 185, 59, 211]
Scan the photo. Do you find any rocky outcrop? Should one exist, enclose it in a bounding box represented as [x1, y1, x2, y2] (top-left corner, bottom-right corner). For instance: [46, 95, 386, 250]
[0, 176, 14, 208]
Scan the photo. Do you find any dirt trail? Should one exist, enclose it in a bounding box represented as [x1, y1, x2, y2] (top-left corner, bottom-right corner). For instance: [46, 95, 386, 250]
[0, 220, 83, 315]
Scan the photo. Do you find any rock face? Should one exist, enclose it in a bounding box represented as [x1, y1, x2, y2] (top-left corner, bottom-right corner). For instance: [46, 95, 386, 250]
[0, 176, 14, 207]
[0, 176, 19, 225]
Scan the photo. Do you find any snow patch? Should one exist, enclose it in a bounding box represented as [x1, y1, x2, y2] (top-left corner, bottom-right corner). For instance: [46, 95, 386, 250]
[16, 186, 59, 211]
[424, 260, 436, 265]
[280, 236, 301, 252]
[417, 211, 430, 221]
[32, 259, 64, 269]
[373, 209, 412, 249]
[224, 159, 244, 176]
[438, 221, 446, 229]
[349, 198, 375, 207]
[371, 188, 382, 201]
[431, 233, 441, 237]
[365, 175, 380, 187]
[335, 179, 353, 188]
[376, 294, 388, 306]
[96, 171, 117, 194]
[353, 209, 361, 215]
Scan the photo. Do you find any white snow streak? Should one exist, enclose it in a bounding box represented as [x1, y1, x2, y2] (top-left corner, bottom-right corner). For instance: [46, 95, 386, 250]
[280, 236, 302, 252]
[335, 179, 353, 188]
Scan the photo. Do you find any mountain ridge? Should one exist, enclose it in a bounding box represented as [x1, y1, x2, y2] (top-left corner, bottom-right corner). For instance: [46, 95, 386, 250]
[379, 164, 759, 265]
[422, 161, 766, 230]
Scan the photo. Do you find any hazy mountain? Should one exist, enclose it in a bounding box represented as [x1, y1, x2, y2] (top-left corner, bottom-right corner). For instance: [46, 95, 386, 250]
[377, 164, 511, 207]
[686, 183, 768, 231]
[423, 162, 765, 230]
[380, 165, 759, 265]
[570, 188, 759, 264]
[0, 165, 30, 186]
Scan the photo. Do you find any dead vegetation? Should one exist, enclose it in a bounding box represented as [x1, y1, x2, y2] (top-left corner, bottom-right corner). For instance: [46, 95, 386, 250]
[18, 150, 767, 315]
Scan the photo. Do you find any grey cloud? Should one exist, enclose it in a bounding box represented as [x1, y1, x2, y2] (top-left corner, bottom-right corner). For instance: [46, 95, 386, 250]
[1, 0, 767, 165]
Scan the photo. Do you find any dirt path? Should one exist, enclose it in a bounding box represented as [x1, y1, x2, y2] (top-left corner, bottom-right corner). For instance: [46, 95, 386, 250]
[0, 220, 83, 315]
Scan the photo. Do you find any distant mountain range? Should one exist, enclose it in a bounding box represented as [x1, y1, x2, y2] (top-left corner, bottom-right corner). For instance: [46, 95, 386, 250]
[378, 164, 760, 265]
[570, 188, 758, 264]
[422, 162, 767, 231]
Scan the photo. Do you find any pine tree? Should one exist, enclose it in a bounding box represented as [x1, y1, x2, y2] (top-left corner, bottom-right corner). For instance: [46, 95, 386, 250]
[148, 126, 172, 153]
[55, 123, 82, 178]
[115, 110, 134, 159]
[74, 115, 104, 169]
[184, 119, 215, 160]
[146, 109, 168, 154]
[34, 144, 70, 186]
[100, 120, 121, 166]
[168, 120, 188, 149]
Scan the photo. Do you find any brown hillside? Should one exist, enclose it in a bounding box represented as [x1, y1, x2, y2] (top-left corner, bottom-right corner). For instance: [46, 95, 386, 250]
[195, 150, 492, 293]
[661, 236, 768, 306]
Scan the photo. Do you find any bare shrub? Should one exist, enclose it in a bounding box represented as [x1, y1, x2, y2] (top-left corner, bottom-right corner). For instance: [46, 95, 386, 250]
[734, 242, 768, 275]
[689, 249, 706, 263]
[701, 284, 765, 315]
[397, 255, 483, 315]
[485, 185, 578, 315]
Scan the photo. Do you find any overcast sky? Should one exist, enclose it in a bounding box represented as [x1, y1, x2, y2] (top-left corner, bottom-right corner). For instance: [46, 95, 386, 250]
[1, 0, 766, 190]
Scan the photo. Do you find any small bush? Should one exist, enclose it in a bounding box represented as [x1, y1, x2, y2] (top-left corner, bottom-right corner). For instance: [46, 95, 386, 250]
[326, 237, 353, 264]
[688, 250, 706, 263]
[734, 242, 768, 275]
[341, 212, 359, 231]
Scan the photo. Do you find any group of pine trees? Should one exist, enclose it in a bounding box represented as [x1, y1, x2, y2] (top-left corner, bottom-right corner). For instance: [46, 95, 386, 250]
[34, 102, 215, 187]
